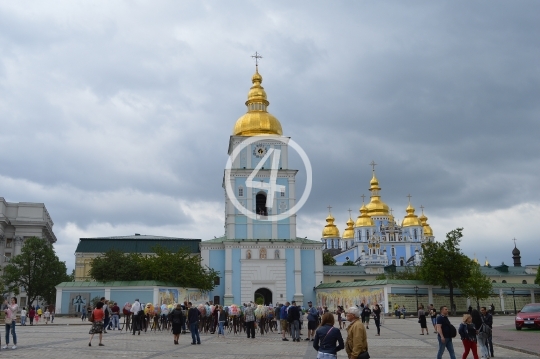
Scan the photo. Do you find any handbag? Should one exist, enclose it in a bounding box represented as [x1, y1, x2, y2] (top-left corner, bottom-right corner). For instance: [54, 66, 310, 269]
[89, 310, 95, 323]
[5, 317, 12, 325]
[358, 351, 370, 359]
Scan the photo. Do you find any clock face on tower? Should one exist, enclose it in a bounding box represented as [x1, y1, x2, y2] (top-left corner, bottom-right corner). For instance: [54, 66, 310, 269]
[253, 144, 267, 158]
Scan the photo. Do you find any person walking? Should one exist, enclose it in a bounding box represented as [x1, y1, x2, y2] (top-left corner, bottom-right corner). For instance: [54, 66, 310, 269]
[306, 301, 319, 341]
[345, 306, 368, 359]
[3, 297, 19, 350]
[313, 312, 344, 359]
[217, 305, 227, 338]
[362, 304, 371, 329]
[44, 309, 50, 324]
[88, 302, 105, 347]
[50, 308, 55, 323]
[429, 304, 438, 330]
[101, 299, 111, 332]
[169, 304, 184, 344]
[280, 302, 290, 340]
[373, 304, 381, 336]
[471, 309, 489, 358]
[436, 305, 457, 359]
[244, 303, 256, 339]
[20, 307, 27, 326]
[187, 302, 201, 345]
[459, 314, 479, 359]
[337, 306, 344, 329]
[130, 298, 142, 335]
[480, 307, 494, 358]
[418, 305, 429, 335]
[287, 301, 301, 342]
[29, 307, 35, 326]
[110, 302, 120, 330]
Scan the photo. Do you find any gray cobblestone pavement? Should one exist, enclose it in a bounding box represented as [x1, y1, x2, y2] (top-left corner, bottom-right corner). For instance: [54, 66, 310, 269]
[1, 315, 536, 358]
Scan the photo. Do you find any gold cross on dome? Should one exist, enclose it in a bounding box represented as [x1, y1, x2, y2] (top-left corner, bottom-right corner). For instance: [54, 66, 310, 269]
[369, 160, 377, 171]
[251, 52, 263, 67]
[327, 205, 332, 213]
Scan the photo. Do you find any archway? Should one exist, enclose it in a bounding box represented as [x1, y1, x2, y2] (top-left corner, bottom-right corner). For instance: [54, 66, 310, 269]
[254, 288, 273, 305]
[256, 192, 268, 216]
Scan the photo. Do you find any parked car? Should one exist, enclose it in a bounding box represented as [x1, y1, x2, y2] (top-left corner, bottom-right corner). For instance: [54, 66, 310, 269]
[515, 303, 540, 330]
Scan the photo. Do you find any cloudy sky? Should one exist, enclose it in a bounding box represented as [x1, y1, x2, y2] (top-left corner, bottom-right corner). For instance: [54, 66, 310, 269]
[1, 1, 539, 271]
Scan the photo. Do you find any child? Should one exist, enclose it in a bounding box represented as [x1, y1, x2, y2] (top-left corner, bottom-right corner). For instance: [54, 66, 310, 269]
[44, 309, 51, 324]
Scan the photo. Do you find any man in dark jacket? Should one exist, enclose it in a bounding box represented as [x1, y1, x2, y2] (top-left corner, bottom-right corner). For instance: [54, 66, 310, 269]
[187, 302, 201, 345]
[287, 300, 301, 342]
[481, 306, 494, 358]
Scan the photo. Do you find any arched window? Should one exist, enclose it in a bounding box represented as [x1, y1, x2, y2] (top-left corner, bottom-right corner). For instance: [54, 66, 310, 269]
[392, 259, 396, 265]
[391, 247, 395, 256]
[414, 229, 417, 240]
[492, 280, 496, 283]
[366, 230, 370, 240]
[256, 192, 268, 216]
[522, 280, 527, 284]
[400, 259, 404, 266]
[502, 280, 507, 283]
[336, 280, 341, 283]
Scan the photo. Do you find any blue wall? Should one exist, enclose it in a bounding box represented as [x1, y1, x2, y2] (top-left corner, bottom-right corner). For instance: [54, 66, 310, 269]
[285, 248, 295, 302]
[301, 250, 316, 304]
[209, 249, 226, 303]
[232, 248, 241, 303]
[110, 289, 153, 306]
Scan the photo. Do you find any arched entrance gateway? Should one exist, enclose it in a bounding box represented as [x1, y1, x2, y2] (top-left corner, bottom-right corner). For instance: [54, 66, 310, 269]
[254, 288, 273, 305]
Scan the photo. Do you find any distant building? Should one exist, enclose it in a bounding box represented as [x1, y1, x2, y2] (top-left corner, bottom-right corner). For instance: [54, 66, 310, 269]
[0, 197, 57, 307]
[74, 234, 201, 281]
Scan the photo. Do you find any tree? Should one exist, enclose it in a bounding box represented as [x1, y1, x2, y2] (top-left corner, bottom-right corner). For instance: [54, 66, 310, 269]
[323, 252, 336, 266]
[89, 246, 219, 292]
[343, 260, 355, 266]
[89, 249, 144, 282]
[1, 237, 70, 305]
[419, 228, 473, 316]
[535, 266, 540, 285]
[460, 260, 493, 310]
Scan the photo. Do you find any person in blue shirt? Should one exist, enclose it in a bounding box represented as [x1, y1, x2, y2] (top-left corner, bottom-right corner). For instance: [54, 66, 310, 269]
[280, 302, 289, 341]
[306, 301, 319, 341]
[313, 312, 344, 359]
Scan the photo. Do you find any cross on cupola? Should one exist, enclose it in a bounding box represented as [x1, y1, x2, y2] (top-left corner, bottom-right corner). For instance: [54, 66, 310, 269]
[251, 51, 263, 70]
[327, 205, 332, 213]
[407, 194, 412, 203]
[370, 160, 377, 171]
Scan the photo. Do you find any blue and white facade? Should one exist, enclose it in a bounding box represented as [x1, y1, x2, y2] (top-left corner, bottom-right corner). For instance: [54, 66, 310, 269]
[326, 172, 435, 273]
[200, 68, 323, 306]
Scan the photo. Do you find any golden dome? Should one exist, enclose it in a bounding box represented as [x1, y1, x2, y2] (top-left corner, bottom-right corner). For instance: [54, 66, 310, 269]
[484, 258, 490, 267]
[402, 202, 422, 227]
[418, 208, 433, 236]
[322, 213, 340, 238]
[342, 217, 355, 239]
[355, 203, 375, 227]
[232, 68, 283, 136]
[366, 171, 390, 216]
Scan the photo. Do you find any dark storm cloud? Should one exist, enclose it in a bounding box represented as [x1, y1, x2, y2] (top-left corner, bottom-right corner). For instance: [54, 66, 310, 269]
[0, 0, 538, 267]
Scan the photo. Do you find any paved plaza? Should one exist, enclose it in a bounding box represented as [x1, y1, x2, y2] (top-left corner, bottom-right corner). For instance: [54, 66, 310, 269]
[2, 315, 537, 358]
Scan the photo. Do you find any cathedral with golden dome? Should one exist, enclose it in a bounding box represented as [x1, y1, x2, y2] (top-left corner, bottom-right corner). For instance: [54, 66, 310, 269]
[322, 167, 435, 272]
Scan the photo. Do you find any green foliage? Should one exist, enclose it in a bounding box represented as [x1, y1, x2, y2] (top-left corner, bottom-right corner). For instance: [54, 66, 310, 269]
[535, 266, 540, 285]
[343, 260, 355, 266]
[375, 274, 387, 280]
[323, 252, 336, 266]
[254, 296, 264, 305]
[89, 246, 219, 292]
[460, 261, 493, 310]
[1, 237, 70, 305]
[419, 228, 473, 315]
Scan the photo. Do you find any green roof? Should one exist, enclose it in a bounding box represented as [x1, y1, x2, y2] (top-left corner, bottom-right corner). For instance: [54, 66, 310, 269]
[316, 279, 540, 290]
[75, 235, 201, 254]
[202, 236, 322, 244]
[56, 280, 179, 288]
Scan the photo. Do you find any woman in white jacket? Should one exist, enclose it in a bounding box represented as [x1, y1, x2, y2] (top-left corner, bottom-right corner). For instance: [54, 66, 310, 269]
[3, 297, 19, 350]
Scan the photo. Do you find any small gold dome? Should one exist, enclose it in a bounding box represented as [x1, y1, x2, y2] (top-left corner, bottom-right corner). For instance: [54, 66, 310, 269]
[342, 217, 355, 239]
[366, 172, 389, 216]
[484, 258, 490, 267]
[418, 208, 433, 236]
[233, 69, 283, 136]
[402, 203, 422, 227]
[322, 213, 340, 238]
[355, 204, 375, 227]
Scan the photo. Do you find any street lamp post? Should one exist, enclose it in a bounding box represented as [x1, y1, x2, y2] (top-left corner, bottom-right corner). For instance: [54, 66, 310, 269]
[510, 287, 517, 315]
[414, 285, 419, 310]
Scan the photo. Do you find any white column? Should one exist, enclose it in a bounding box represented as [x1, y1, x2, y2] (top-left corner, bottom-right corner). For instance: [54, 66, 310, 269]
[428, 286, 434, 305]
[531, 289, 535, 302]
[14, 236, 23, 256]
[224, 246, 233, 305]
[105, 287, 111, 300]
[153, 287, 159, 304]
[383, 286, 390, 314]
[499, 289, 505, 313]
[293, 246, 303, 304]
[55, 288, 63, 314]
[314, 245, 324, 287]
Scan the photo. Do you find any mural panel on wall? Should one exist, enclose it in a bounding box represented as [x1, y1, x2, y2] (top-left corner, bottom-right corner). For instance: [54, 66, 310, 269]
[69, 293, 91, 314]
[158, 289, 179, 305]
[316, 287, 385, 311]
[179, 288, 209, 304]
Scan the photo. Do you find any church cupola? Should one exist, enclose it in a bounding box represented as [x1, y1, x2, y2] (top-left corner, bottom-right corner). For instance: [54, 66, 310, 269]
[402, 197, 422, 227]
[418, 206, 434, 241]
[322, 208, 341, 249]
[512, 239, 521, 267]
[366, 164, 390, 216]
[232, 60, 283, 136]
